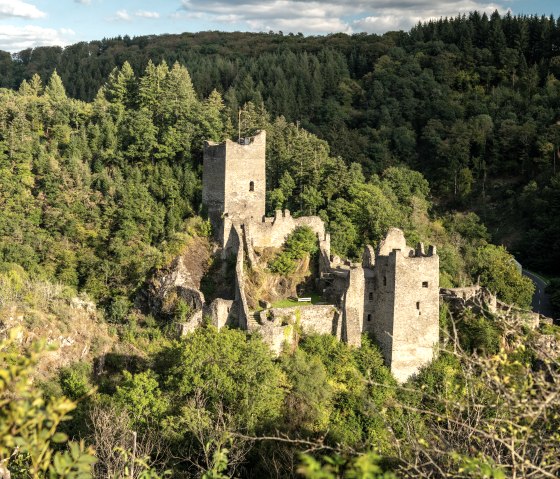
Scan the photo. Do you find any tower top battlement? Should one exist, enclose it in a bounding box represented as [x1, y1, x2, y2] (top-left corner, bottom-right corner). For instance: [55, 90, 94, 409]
[204, 129, 266, 149]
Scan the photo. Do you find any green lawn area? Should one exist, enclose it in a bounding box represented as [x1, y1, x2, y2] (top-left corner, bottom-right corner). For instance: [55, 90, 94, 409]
[271, 293, 325, 308]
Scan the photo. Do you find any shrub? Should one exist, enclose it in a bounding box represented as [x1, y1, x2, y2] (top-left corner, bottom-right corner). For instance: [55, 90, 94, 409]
[269, 226, 318, 274]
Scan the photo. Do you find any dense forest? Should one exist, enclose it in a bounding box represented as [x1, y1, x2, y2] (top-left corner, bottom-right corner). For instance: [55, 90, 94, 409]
[0, 10, 559, 479]
[2, 12, 560, 276]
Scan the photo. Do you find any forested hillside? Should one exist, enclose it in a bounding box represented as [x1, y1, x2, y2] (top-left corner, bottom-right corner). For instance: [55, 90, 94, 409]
[0, 59, 536, 313]
[2, 12, 560, 276]
[0, 11, 559, 479]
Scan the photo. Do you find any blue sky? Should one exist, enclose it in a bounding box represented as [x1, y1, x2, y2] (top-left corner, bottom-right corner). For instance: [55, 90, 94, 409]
[1, 0, 559, 53]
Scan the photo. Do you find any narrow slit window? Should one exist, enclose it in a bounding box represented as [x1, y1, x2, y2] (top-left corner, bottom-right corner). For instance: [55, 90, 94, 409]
[422, 281, 429, 288]
[383, 276, 387, 286]
[416, 301, 420, 310]
[367, 314, 372, 322]
[249, 181, 255, 191]
[368, 292, 373, 301]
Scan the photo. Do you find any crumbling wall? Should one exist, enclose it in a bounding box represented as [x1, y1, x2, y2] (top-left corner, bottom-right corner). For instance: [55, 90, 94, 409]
[255, 304, 342, 354]
[377, 227, 413, 257]
[233, 223, 250, 330]
[247, 209, 328, 251]
[440, 286, 497, 315]
[342, 266, 364, 347]
[258, 304, 341, 336]
[204, 298, 235, 329]
[441, 286, 546, 329]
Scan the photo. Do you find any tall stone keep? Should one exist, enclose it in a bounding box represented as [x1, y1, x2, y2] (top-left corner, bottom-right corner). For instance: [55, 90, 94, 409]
[202, 130, 266, 242]
[362, 228, 439, 382]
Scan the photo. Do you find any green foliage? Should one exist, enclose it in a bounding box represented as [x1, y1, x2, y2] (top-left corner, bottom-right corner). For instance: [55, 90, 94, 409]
[161, 326, 286, 433]
[0, 330, 96, 478]
[298, 335, 395, 449]
[450, 452, 506, 479]
[201, 447, 230, 479]
[456, 311, 501, 355]
[269, 226, 318, 275]
[59, 362, 93, 400]
[0, 61, 205, 313]
[546, 278, 560, 316]
[413, 351, 465, 409]
[2, 19, 560, 276]
[110, 447, 171, 479]
[114, 370, 168, 428]
[297, 453, 397, 479]
[281, 349, 333, 431]
[471, 245, 534, 307]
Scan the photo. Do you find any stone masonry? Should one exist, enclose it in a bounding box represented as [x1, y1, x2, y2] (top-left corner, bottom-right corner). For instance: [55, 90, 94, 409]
[203, 131, 266, 246]
[201, 130, 440, 382]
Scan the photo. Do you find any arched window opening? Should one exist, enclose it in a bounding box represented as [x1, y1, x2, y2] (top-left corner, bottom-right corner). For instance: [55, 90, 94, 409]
[249, 181, 255, 191]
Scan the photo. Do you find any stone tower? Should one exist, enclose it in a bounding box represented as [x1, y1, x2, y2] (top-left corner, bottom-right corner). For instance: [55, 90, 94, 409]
[202, 130, 266, 243]
[362, 228, 439, 382]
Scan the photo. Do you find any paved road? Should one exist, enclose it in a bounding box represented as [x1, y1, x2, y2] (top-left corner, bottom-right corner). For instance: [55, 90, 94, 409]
[522, 269, 554, 318]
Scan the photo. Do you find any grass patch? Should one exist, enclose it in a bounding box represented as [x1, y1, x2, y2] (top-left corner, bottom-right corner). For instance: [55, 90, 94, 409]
[271, 293, 325, 309]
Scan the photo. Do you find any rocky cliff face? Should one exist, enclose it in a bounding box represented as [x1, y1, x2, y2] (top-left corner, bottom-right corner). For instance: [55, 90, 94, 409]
[148, 236, 212, 318]
[0, 286, 113, 380]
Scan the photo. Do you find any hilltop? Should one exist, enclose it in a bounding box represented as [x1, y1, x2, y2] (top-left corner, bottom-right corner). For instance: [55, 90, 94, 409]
[0, 11, 559, 478]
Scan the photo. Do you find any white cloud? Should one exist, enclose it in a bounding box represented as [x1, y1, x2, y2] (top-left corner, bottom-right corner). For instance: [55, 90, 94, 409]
[352, 0, 507, 33]
[110, 9, 161, 21]
[115, 9, 131, 21]
[178, 0, 510, 34]
[0, 0, 45, 19]
[0, 25, 74, 52]
[248, 16, 352, 34]
[135, 10, 160, 19]
[74, 0, 91, 5]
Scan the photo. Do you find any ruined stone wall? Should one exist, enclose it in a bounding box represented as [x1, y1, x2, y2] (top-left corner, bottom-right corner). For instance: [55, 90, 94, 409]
[232, 223, 250, 330]
[391, 251, 439, 382]
[441, 286, 545, 329]
[363, 255, 397, 360]
[377, 228, 413, 257]
[440, 286, 497, 315]
[204, 298, 235, 329]
[256, 304, 342, 354]
[342, 266, 364, 347]
[247, 210, 328, 250]
[259, 304, 341, 335]
[221, 216, 238, 256]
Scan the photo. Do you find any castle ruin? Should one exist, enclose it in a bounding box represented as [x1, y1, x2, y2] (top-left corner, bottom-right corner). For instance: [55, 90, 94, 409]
[201, 130, 440, 382]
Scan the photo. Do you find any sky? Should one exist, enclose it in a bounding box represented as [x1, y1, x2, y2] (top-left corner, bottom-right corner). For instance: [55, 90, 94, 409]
[0, 0, 559, 53]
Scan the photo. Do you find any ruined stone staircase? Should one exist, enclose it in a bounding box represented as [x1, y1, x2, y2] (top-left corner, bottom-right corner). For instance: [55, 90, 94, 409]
[247, 311, 261, 331]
